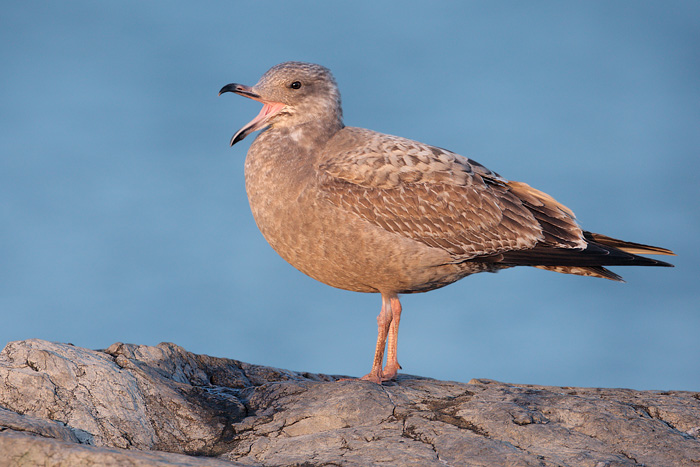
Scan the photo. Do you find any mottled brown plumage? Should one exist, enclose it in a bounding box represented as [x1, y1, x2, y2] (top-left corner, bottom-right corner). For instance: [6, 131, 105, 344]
[219, 62, 674, 383]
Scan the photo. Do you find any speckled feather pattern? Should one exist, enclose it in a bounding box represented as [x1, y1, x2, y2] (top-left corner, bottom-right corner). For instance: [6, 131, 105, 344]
[319, 127, 585, 259]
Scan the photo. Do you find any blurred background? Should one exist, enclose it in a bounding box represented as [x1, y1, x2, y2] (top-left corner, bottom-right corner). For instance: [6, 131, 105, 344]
[2, 1, 698, 390]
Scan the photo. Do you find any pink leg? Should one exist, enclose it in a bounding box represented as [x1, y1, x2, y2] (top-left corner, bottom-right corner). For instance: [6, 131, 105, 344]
[360, 294, 394, 384]
[382, 295, 402, 380]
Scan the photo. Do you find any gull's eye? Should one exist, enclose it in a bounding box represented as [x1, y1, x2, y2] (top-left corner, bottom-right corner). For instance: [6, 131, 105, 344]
[290, 81, 302, 89]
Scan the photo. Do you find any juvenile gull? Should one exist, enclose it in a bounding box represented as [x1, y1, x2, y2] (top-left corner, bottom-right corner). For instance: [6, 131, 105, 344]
[219, 62, 674, 384]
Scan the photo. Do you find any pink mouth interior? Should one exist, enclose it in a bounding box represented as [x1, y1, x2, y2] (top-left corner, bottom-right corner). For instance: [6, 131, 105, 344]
[248, 101, 286, 130]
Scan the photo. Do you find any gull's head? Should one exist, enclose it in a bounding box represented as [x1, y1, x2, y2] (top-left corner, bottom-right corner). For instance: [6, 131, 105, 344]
[219, 61, 342, 146]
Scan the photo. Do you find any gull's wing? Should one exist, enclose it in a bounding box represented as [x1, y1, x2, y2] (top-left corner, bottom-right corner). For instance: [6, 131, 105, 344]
[318, 127, 585, 260]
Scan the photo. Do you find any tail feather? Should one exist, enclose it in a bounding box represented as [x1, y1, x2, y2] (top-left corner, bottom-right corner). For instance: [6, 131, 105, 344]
[584, 231, 676, 256]
[491, 231, 675, 281]
[534, 265, 625, 282]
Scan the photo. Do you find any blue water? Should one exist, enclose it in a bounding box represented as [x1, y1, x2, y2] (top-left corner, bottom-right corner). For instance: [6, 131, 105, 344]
[2, 1, 698, 390]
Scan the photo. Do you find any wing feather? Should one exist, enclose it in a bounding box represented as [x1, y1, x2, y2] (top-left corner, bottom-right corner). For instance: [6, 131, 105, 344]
[318, 128, 586, 259]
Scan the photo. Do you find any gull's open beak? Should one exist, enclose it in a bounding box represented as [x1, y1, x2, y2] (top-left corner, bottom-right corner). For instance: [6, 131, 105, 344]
[219, 83, 286, 146]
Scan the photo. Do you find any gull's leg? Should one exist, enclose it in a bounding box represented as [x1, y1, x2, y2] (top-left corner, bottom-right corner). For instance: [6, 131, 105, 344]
[382, 295, 402, 380]
[361, 294, 393, 384]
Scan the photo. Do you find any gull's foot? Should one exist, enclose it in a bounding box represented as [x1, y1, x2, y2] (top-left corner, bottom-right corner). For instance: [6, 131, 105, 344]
[381, 362, 401, 381]
[337, 366, 399, 384]
[359, 368, 384, 384]
[336, 371, 382, 384]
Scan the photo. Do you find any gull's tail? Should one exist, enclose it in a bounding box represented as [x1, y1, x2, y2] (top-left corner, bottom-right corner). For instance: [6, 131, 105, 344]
[499, 231, 675, 282]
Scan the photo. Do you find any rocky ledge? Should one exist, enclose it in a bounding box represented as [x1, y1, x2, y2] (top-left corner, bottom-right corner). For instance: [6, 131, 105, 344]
[0, 339, 698, 466]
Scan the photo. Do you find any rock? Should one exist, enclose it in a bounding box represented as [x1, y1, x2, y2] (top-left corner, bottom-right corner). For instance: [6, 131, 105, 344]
[0, 429, 244, 467]
[1, 339, 699, 466]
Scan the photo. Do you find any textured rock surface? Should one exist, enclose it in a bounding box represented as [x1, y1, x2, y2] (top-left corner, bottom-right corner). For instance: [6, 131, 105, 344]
[1, 339, 699, 466]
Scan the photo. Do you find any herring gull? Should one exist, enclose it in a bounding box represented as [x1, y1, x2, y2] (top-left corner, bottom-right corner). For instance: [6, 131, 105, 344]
[219, 62, 674, 383]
